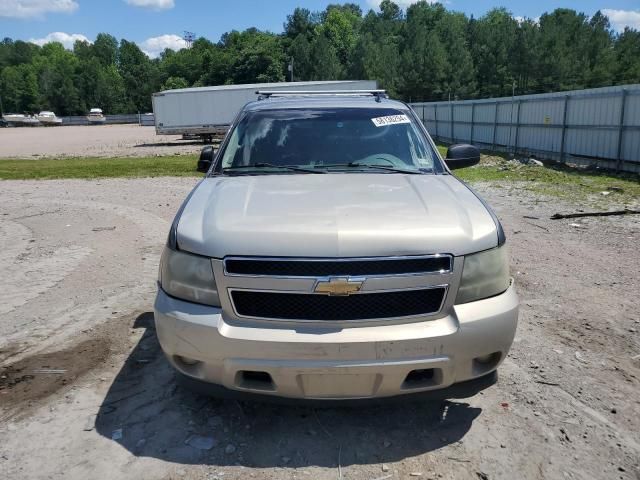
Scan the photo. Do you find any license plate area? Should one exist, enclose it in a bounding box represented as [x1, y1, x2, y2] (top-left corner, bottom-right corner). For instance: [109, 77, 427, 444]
[298, 373, 381, 398]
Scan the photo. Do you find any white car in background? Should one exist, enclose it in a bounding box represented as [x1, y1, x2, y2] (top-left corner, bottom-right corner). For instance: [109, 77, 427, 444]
[36, 111, 63, 125]
[87, 108, 106, 125]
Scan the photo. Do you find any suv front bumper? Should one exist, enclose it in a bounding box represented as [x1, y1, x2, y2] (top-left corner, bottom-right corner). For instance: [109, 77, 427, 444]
[154, 283, 518, 400]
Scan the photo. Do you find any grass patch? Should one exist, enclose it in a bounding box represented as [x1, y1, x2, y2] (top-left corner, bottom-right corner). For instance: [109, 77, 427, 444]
[2, 151, 638, 208]
[455, 160, 640, 205]
[435, 142, 639, 204]
[0, 155, 200, 180]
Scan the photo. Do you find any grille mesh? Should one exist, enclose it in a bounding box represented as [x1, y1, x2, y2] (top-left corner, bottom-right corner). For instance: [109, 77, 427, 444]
[231, 287, 446, 321]
[225, 257, 451, 277]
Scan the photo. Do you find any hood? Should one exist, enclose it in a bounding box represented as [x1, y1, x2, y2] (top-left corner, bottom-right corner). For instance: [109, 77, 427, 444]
[176, 174, 499, 258]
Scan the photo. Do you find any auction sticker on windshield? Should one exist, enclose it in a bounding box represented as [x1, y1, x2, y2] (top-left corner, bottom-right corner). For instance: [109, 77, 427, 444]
[371, 114, 411, 127]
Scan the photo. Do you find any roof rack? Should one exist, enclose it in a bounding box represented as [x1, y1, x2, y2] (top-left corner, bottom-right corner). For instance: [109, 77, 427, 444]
[256, 90, 388, 102]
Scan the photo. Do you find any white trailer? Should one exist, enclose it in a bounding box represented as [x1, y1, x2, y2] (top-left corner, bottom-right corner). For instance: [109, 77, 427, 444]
[152, 80, 378, 139]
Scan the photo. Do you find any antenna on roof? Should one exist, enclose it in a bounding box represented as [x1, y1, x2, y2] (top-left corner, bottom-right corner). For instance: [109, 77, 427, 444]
[183, 31, 196, 48]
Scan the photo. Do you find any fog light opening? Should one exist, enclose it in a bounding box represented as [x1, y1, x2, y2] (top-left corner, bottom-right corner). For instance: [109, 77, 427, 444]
[174, 355, 202, 369]
[472, 352, 502, 374]
[475, 353, 496, 364]
[178, 355, 199, 365]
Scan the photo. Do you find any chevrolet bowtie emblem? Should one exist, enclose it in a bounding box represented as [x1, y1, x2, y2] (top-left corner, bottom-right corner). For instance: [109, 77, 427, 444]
[314, 277, 365, 296]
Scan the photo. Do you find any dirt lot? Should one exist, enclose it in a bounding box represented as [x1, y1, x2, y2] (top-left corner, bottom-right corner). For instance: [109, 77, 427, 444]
[0, 125, 205, 158]
[0, 176, 638, 480]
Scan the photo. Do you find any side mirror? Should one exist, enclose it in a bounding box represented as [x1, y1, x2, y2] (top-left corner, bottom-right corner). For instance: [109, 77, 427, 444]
[197, 146, 215, 173]
[445, 144, 480, 170]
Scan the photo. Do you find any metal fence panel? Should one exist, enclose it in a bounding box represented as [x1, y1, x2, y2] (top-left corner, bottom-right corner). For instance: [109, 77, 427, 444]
[60, 116, 90, 125]
[437, 105, 451, 140]
[473, 124, 493, 144]
[626, 93, 640, 127]
[472, 103, 495, 145]
[622, 93, 640, 163]
[411, 83, 640, 173]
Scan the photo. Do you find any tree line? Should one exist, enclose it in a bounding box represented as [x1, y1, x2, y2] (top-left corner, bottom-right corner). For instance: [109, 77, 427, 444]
[1, 0, 639, 116]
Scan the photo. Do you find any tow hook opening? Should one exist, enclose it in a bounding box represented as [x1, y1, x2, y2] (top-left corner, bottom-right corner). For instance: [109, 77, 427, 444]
[237, 370, 276, 392]
[402, 368, 441, 389]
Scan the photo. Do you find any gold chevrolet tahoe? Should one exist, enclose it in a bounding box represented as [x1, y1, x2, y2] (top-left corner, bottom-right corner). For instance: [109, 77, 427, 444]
[154, 90, 518, 401]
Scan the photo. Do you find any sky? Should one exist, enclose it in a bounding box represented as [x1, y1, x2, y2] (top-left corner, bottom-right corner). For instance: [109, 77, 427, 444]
[1, 0, 639, 58]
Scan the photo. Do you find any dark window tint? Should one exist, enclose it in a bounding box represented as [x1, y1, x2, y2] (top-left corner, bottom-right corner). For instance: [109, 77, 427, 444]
[218, 108, 441, 173]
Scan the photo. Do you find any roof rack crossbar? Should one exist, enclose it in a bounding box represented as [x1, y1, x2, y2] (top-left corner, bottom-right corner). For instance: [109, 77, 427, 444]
[256, 90, 388, 102]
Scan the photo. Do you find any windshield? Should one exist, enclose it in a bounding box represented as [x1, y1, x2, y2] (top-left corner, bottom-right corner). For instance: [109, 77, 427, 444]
[215, 107, 442, 174]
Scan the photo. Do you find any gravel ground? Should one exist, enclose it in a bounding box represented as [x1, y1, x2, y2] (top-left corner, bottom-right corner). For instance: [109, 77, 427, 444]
[0, 177, 638, 480]
[0, 125, 205, 158]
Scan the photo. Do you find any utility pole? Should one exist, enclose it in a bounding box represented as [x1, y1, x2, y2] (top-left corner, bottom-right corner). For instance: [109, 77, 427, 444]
[448, 87, 453, 143]
[288, 57, 294, 82]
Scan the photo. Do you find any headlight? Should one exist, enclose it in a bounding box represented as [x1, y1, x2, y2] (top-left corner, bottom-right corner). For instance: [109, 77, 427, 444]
[159, 247, 220, 306]
[455, 245, 510, 304]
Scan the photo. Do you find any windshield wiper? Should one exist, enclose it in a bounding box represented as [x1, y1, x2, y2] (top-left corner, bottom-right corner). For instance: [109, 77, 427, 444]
[222, 163, 325, 174]
[316, 163, 427, 174]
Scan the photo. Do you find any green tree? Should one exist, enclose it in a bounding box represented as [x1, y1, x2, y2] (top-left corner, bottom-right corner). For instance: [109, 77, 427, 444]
[309, 33, 342, 80]
[536, 9, 591, 91]
[289, 34, 313, 80]
[76, 56, 127, 113]
[511, 18, 540, 93]
[0, 38, 13, 69]
[350, 32, 401, 96]
[119, 40, 158, 111]
[284, 8, 316, 39]
[322, 3, 362, 21]
[379, 0, 402, 22]
[436, 9, 476, 98]
[319, 6, 361, 66]
[34, 42, 82, 114]
[0, 66, 23, 112]
[9, 40, 39, 66]
[470, 8, 519, 97]
[223, 29, 286, 84]
[100, 65, 127, 112]
[1, 4, 638, 114]
[160, 37, 216, 86]
[614, 28, 640, 84]
[93, 33, 118, 66]
[161, 76, 189, 90]
[400, 26, 448, 101]
[0, 64, 39, 112]
[197, 44, 232, 86]
[583, 11, 616, 87]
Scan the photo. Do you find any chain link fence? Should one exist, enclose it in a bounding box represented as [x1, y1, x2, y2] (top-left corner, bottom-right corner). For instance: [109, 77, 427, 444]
[58, 113, 155, 126]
